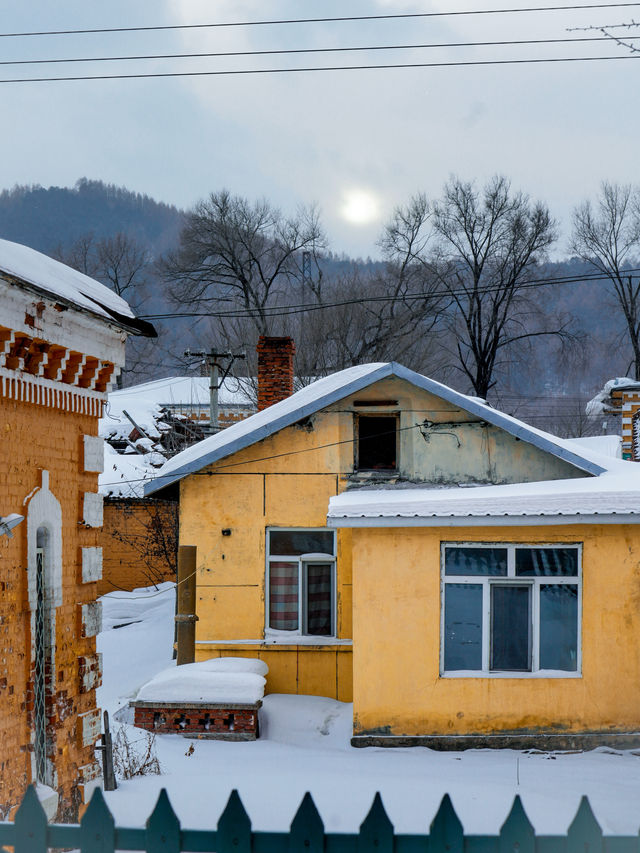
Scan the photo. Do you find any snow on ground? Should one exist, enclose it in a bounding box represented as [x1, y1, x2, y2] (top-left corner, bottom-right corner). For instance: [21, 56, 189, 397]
[98, 586, 640, 836]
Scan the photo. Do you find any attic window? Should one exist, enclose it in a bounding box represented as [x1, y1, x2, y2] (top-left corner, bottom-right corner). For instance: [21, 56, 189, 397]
[356, 414, 398, 471]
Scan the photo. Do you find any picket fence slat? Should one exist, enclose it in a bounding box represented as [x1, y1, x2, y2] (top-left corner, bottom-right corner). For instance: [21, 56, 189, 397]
[0, 786, 638, 853]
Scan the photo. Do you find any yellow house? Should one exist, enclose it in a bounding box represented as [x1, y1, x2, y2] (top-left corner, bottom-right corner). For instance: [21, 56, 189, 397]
[147, 342, 630, 742]
[328, 465, 640, 749]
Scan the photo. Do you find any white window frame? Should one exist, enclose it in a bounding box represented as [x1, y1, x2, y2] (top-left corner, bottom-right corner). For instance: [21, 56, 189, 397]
[265, 528, 337, 639]
[440, 542, 582, 678]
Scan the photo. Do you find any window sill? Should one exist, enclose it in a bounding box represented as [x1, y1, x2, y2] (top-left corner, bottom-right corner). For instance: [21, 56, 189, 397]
[196, 638, 353, 648]
[441, 670, 581, 679]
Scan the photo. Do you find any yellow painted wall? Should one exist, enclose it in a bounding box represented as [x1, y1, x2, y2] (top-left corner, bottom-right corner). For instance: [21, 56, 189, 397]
[179, 375, 595, 703]
[350, 523, 640, 736]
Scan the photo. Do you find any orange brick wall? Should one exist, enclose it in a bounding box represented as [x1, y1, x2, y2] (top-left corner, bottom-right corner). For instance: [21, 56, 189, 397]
[0, 393, 102, 819]
[100, 499, 177, 595]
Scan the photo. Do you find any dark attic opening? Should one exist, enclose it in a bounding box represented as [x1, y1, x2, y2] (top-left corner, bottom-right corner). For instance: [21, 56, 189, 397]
[356, 415, 398, 471]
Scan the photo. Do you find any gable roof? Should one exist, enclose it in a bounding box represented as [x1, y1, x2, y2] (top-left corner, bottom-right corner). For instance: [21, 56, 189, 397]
[145, 362, 606, 495]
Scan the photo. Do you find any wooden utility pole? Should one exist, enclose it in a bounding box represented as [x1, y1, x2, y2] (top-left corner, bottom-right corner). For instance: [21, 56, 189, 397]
[175, 545, 198, 665]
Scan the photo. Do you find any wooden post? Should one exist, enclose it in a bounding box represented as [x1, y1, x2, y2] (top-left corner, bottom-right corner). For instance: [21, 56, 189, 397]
[175, 545, 198, 665]
[101, 710, 117, 791]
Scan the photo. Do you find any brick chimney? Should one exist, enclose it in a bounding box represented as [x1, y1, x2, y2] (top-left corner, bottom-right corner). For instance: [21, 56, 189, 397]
[257, 336, 295, 411]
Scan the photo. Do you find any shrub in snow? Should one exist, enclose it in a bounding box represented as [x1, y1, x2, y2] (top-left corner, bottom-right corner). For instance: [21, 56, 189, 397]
[112, 725, 162, 780]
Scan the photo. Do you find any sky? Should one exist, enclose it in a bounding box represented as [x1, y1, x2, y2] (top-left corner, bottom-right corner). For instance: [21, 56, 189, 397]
[0, 0, 638, 259]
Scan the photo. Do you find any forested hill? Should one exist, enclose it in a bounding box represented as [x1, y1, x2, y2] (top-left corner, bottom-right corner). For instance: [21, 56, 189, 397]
[0, 179, 183, 257]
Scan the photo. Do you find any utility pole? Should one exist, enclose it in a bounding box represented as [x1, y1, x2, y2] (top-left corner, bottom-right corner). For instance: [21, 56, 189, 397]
[184, 348, 246, 434]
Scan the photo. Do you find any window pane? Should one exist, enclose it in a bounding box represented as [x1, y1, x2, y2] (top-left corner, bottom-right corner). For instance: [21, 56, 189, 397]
[445, 547, 507, 576]
[540, 584, 578, 671]
[305, 562, 333, 636]
[491, 585, 531, 671]
[269, 561, 299, 630]
[444, 583, 483, 670]
[269, 530, 334, 556]
[515, 548, 578, 576]
[358, 416, 397, 470]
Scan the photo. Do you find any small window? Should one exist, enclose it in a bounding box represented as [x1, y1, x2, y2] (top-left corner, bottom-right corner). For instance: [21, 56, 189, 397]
[441, 543, 581, 676]
[356, 415, 398, 471]
[267, 529, 336, 637]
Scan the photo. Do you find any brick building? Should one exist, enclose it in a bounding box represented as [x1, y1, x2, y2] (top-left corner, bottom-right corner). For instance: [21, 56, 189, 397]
[0, 238, 154, 819]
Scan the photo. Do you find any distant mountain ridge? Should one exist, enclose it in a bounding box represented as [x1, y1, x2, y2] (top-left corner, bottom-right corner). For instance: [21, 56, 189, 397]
[0, 178, 183, 258]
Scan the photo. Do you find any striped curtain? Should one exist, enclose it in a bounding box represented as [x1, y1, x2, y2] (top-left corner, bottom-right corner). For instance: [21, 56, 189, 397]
[269, 561, 299, 630]
[306, 562, 332, 636]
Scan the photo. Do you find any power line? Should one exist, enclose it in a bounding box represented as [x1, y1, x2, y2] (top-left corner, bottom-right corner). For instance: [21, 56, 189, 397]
[2, 35, 638, 68]
[140, 268, 640, 322]
[1, 53, 638, 84]
[1, 4, 638, 39]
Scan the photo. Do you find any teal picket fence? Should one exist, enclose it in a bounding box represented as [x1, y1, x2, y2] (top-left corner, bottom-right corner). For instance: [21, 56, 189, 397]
[0, 784, 630, 853]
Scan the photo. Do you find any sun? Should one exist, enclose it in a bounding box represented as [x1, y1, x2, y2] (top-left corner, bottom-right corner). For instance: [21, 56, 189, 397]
[340, 189, 381, 226]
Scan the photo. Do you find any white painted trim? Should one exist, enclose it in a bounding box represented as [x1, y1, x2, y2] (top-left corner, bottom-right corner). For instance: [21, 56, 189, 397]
[0, 366, 105, 416]
[439, 542, 582, 677]
[25, 470, 62, 788]
[83, 436, 104, 473]
[265, 527, 337, 639]
[82, 493, 103, 528]
[328, 513, 640, 528]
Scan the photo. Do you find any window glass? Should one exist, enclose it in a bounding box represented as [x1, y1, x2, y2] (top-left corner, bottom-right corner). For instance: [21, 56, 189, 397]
[268, 561, 299, 630]
[539, 584, 578, 671]
[444, 583, 483, 670]
[445, 547, 508, 576]
[490, 585, 531, 670]
[515, 548, 578, 576]
[269, 530, 334, 556]
[305, 562, 333, 636]
[357, 416, 397, 470]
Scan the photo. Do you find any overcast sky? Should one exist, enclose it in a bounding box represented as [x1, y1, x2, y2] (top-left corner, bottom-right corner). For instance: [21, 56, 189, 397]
[0, 0, 637, 258]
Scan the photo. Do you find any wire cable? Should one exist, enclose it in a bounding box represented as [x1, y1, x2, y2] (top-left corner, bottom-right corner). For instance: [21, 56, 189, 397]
[140, 268, 640, 321]
[1, 52, 639, 83]
[2, 4, 639, 39]
[2, 35, 638, 67]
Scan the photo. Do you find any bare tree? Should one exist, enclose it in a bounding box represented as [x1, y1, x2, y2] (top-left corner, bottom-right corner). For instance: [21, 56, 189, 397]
[163, 190, 325, 336]
[54, 232, 160, 385]
[571, 182, 640, 378]
[430, 175, 559, 398]
[54, 231, 151, 310]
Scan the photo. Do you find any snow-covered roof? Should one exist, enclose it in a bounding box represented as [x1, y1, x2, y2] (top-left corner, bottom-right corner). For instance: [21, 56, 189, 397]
[328, 444, 640, 526]
[586, 377, 640, 417]
[145, 362, 607, 496]
[0, 238, 154, 335]
[111, 375, 254, 410]
[100, 375, 254, 442]
[564, 434, 622, 459]
[99, 443, 161, 498]
[135, 658, 267, 704]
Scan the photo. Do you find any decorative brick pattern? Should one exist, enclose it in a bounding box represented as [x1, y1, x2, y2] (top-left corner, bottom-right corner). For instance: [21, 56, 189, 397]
[256, 336, 295, 411]
[132, 701, 261, 740]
